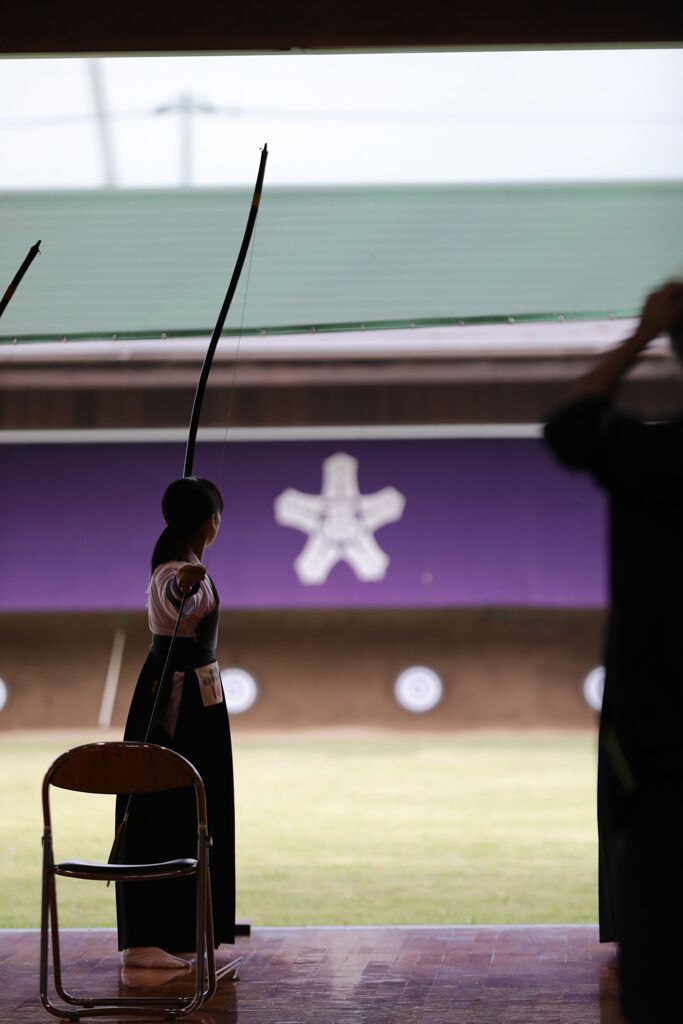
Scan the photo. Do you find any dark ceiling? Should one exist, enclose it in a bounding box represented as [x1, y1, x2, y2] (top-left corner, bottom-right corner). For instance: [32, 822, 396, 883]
[3, 0, 682, 55]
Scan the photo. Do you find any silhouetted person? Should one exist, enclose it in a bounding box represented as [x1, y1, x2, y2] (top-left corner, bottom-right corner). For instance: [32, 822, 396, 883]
[544, 282, 683, 1024]
[115, 476, 236, 970]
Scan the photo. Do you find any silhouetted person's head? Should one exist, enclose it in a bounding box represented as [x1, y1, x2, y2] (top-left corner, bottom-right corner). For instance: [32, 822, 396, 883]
[152, 477, 224, 570]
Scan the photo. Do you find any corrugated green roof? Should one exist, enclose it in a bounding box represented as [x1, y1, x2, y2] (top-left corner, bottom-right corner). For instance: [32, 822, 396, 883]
[1, 182, 682, 341]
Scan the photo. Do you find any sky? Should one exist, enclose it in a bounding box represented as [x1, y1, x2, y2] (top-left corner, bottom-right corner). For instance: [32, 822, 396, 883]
[0, 49, 682, 189]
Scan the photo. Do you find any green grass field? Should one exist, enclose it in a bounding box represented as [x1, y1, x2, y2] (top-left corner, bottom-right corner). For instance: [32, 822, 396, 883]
[0, 731, 598, 929]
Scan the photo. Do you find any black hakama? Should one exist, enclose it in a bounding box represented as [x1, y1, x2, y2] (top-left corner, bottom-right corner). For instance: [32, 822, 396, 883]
[115, 586, 235, 953]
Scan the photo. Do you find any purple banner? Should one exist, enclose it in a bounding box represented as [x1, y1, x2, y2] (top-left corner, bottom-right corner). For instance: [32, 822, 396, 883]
[0, 440, 607, 611]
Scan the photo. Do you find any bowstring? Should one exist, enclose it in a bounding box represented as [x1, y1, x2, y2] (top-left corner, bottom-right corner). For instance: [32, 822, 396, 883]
[107, 593, 187, 870]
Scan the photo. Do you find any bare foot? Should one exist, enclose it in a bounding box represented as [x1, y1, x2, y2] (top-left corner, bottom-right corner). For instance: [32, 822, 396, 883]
[121, 947, 192, 969]
[121, 965, 190, 988]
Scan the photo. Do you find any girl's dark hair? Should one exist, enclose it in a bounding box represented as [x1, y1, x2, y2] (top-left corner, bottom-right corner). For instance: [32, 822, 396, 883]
[151, 477, 224, 571]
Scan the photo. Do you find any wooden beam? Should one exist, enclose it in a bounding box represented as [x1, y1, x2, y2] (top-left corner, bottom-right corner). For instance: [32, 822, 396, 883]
[3, 1, 683, 57]
[1, 375, 682, 430]
[0, 355, 679, 390]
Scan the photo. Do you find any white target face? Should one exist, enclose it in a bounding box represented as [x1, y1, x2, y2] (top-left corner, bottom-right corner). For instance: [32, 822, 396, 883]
[394, 666, 443, 713]
[583, 666, 605, 712]
[0, 678, 7, 713]
[220, 668, 258, 715]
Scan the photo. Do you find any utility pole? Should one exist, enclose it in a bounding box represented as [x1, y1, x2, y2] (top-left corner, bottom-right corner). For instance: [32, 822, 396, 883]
[88, 58, 117, 187]
[154, 93, 217, 187]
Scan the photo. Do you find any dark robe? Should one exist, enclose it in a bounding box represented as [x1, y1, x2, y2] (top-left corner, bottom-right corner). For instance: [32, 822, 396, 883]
[545, 396, 683, 1020]
[115, 582, 235, 952]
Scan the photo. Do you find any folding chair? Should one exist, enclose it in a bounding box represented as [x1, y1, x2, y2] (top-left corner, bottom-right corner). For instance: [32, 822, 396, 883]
[40, 741, 219, 1020]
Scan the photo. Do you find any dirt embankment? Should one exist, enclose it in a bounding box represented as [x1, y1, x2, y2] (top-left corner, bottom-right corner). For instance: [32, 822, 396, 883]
[0, 608, 604, 732]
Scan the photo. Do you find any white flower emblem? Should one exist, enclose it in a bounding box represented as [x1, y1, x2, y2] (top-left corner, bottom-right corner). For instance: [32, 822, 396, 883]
[274, 452, 406, 585]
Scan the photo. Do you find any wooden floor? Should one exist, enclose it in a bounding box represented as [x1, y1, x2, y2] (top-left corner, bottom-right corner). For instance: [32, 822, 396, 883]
[1, 925, 625, 1023]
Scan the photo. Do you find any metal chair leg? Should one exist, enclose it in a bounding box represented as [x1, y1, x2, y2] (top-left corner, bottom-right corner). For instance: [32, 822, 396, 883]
[215, 957, 243, 982]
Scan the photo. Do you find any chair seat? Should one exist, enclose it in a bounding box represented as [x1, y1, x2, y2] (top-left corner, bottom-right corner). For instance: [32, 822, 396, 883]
[55, 858, 198, 881]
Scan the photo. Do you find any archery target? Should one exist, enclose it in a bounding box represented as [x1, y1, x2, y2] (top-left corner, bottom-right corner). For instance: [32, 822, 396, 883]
[582, 666, 605, 712]
[221, 668, 258, 714]
[394, 666, 443, 713]
[0, 678, 7, 713]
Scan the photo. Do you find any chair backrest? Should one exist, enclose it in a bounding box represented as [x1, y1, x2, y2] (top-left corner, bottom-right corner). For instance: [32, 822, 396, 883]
[42, 742, 207, 827]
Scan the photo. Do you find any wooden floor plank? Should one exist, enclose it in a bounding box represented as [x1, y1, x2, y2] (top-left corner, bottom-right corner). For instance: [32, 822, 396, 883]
[0, 926, 625, 1023]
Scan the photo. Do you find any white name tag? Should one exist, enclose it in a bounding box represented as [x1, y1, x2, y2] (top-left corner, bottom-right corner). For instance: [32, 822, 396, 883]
[196, 662, 223, 707]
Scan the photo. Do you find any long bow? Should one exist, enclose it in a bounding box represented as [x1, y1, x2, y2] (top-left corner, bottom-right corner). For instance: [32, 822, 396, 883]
[184, 143, 268, 477]
[0, 240, 41, 320]
[150, 142, 269, 736]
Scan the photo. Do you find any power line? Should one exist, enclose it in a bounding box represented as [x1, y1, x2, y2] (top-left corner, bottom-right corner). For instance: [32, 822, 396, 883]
[2, 106, 683, 130]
